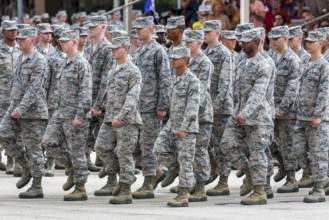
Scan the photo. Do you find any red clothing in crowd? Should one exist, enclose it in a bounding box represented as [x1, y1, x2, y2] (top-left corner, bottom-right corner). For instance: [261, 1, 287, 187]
[264, 9, 290, 33]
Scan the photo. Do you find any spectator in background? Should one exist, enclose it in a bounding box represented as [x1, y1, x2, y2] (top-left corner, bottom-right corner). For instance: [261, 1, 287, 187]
[264, 0, 290, 33]
[211, 0, 232, 30]
[181, 0, 202, 26]
[232, 0, 240, 28]
[319, 19, 329, 28]
[249, 0, 266, 28]
[273, 12, 287, 27]
[304, 13, 316, 32]
[192, 4, 211, 30]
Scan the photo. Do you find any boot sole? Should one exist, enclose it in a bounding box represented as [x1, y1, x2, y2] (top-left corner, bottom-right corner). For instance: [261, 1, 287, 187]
[88, 168, 101, 172]
[206, 191, 230, 196]
[161, 177, 178, 188]
[94, 191, 113, 196]
[63, 183, 75, 191]
[64, 195, 88, 201]
[303, 197, 325, 203]
[132, 194, 155, 199]
[205, 175, 218, 185]
[277, 188, 299, 193]
[45, 173, 55, 177]
[13, 174, 22, 177]
[109, 199, 132, 204]
[240, 200, 267, 205]
[298, 183, 313, 188]
[274, 175, 286, 182]
[267, 193, 274, 199]
[189, 197, 207, 202]
[167, 202, 189, 207]
[325, 191, 329, 196]
[6, 171, 14, 175]
[16, 176, 32, 189]
[19, 194, 44, 199]
[153, 170, 168, 190]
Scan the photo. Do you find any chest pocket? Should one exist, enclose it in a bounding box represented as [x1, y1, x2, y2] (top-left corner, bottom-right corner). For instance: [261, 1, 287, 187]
[304, 70, 320, 87]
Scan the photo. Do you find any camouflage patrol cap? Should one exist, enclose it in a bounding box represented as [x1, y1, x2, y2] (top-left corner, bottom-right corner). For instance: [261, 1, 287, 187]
[235, 23, 254, 36]
[165, 16, 185, 29]
[17, 24, 30, 30]
[1, 15, 10, 21]
[59, 30, 79, 41]
[133, 16, 154, 28]
[111, 30, 128, 39]
[109, 36, 130, 49]
[1, 20, 18, 30]
[78, 11, 87, 18]
[97, 10, 106, 15]
[256, 27, 266, 39]
[51, 24, 63, 32]
[152, 30, 158, 39]
[170, 47, 191, 59]
[317, 27, 329, 37]
[86, 15, 107, 27]
[37, 23, 53, 33]
[41, 13, 49, 19]
[16, 27, 37, 39]
[32, 15, 41, 23]
[130, 29, 138, 38]
[106, 24, 118, 33]
[268, 25, 289, 39]
[203, 20, 222, 32]
[288, 26, 303, 39]
[57, 10, 68, 17]
[239, 28, 261, 42]
[73, 27, 88, 36]
[184, 29, 204, 42]
[221, 31, 237, 40]
[154, 25, 166, 33]
[53, 26, 67, 37]
[305, 31, 326, 42]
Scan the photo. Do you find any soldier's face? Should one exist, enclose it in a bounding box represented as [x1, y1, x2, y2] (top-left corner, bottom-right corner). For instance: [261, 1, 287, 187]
[2, 29, 18, 41]
[130, 37, 142, 48]
[88, 25, 105, 38]
[185, 40, 199, 54]
[79, 36, 88, 46]
[166, 27, 179, 40]
[105, 32, 112, 42]
[221, 38, 236, 51]
[111, 47, 126, 60]
[38, 32, 52, 44]
[136, 26, 151, 41]
[241, 41, 255, 54]
[270, 36, 287, 51]
[288, 37, 300, 50]
[204, 30, 218, 43]
[305, 41, 322, 54]
[59, 40, 74, 53]
[17, 37, 33, 51]
[172, 57, 187, 69]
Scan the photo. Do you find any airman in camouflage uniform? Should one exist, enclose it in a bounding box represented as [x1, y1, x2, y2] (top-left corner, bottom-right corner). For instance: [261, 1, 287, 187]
[35, 23, 56, 58]
[105, 24, 119, 42]
[166, 16, 186, 61]
[220, 29, 274, 205]
[257, 27, 276, 199]
[129, 29, 142, 61]
[268, 26, 301, 193]
[234, 23, 254, 65]
[94, 37, 142, 205]
[42, 30, 92, 201]
[183, 30, 213, 202]
[155, 47, 200, 207]
[202, 20, 234, 196]
[288, 26, 310, 64]
[131, 16, 171, 199]
[36, 23, 58, 177]
[0, 20, 22, 172]
[293, 31, 329, 203]
[86, 16, 113, 174]
[0, 28, 48, 199]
